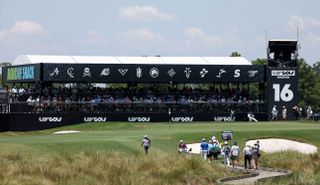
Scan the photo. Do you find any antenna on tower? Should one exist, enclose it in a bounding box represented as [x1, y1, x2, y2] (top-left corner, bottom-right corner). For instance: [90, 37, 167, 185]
[296, 26, 300, 58]
[296, 26, 299, 42]
[265, 30, 269, 59]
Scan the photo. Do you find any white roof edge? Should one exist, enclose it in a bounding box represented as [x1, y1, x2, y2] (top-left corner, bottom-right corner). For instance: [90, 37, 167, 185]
[269, 39, 298, 42]
[12, 55, 252, 66]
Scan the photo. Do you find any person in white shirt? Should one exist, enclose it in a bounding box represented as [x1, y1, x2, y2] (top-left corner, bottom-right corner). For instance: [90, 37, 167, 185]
[243, 145, 252, 169]
[247, 112, 258, 122]
[306, 106, 313, 120]
[282, 106, 287, 120]
[231, 141, 240, 167]
[271, 105, 278, 121]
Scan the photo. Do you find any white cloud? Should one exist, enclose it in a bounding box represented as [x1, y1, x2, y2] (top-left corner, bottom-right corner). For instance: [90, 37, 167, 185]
[119, 5, 176, 21]
[184, 27, 222, 47]
[76, 30, 108, 45]
[121, 28, 165, 44]
[0, 20, 46, 41]
[288, 15, 320, 30]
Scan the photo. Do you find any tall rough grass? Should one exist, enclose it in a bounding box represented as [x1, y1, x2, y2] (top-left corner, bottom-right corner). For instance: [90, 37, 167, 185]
[259, 151, 320, 185]
[0, 151, 233, 185]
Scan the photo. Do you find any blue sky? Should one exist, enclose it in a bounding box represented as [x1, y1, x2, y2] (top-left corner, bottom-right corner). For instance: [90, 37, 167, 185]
[0, 0, 319, 64]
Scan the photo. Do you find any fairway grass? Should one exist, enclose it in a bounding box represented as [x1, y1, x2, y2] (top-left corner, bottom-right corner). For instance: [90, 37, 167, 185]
[0, 121, 319, 184]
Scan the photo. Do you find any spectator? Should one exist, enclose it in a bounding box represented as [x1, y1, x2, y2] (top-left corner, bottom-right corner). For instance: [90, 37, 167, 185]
[248, 112, 258, 122]
[271, 105, 278, 121]
[282, 106, 287, 120]
[306, 106, 313, 120]
[252, 143, 260, 169]
[212, 140, 221, 160]
[177, 140, 188, 154]
[222, 141, 231, 166]
[243, 145, 252, 169]
[207, 140, 214, 162]
[200, 138, 209, 161]
[231, 141, 240, 167]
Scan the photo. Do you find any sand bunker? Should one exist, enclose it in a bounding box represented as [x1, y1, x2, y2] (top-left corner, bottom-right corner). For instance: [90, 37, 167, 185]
[186, 143, 202, 154]
[53, 130, 81, 135]
[187, 138, 318, 155]
[246, 138, 318, 154]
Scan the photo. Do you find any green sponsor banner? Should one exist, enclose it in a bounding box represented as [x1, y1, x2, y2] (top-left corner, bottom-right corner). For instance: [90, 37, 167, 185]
[3, 64, 40, 83]
[7, 65, 34, 81]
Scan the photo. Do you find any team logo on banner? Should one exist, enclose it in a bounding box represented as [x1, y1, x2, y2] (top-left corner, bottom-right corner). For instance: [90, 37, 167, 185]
[118, 69, 128, 76]
[67, 67, 74, 78]
[136, 67, 142, 78]
[200, 68, 208, 78]
[168, 68, 176, 77]
[100, 68, 110, 76]
[216, 69, 226, 78]
[49, 67, 59, 77]
[247, 70, 258, 77]
[234, 69, 240, 78]
[149, 67, 159, 78]
[184, 67, 192, 78]
[83, 67, 91, 77]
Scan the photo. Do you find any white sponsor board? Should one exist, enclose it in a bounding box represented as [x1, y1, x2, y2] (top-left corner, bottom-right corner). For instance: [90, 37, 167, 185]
[39, 117, 62, 122]
[213, 116, 235, 122]
[171, 117, 194, 122]
[271, 70, 295, 79]
[128, 117, 151, 122]
[84, 117, 107, 122]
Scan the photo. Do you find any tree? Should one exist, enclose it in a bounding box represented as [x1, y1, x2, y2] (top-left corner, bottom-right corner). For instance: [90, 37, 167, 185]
[297, 58, 320, 112]
[230, 52, 241, 57]
[251, 58, 268, 65]
[312, 61, 320, 75]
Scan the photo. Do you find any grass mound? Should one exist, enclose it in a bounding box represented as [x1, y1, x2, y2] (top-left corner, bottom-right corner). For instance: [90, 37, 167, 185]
[259, 152, 320, 185]
[0, 151, 234, 185]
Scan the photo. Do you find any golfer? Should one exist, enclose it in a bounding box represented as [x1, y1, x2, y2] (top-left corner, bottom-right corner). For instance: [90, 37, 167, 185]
[141, 135, 151, 155]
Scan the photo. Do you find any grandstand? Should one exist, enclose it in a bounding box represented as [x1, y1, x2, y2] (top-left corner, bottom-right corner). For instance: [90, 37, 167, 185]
[0, 40, 299, 131]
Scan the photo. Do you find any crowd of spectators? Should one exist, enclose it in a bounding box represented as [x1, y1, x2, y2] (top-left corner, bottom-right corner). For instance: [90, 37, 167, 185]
[7, 85, 266, 113]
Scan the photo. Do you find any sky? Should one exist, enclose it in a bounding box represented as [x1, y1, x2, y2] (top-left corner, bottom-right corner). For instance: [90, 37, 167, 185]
[0, 0, 319, 64]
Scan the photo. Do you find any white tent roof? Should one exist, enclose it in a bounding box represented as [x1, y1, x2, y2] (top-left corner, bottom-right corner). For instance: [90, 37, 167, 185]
[13, 55, 252, 66]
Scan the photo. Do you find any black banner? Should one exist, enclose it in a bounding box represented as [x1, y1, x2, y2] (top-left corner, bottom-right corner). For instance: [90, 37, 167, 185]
[2, 64, 41, 83]
[267, 67, 299, 120]
[4, 112, 268, 131]
[42, 64, 265, 83]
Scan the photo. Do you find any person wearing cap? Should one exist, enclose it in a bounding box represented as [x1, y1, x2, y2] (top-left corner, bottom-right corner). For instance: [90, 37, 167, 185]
[200, 138, 209, 161]
[243, 144, 252, 169]
[141, 135, 151, 155]
[222, 141, 231, 166]
[207, 140, 214, 162]
[231, 141, 240, 167]
[211, 135, 220, 144]
[212, 139, 221, 160]
[177, 140, 188, 154]
[252, 143, 260, 169]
